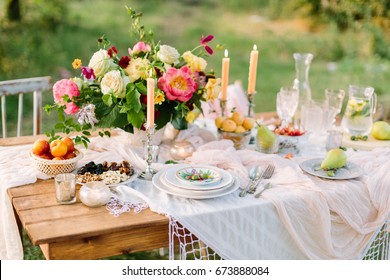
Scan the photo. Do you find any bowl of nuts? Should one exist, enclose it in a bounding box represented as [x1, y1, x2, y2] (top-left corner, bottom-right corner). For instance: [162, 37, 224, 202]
[76, 160, 136, 186]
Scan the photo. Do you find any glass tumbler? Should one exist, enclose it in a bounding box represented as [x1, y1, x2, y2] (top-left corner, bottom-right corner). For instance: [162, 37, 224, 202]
[55, 173, 76, 204]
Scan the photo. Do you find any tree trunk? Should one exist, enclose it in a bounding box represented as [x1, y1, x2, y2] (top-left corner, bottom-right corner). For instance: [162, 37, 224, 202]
[6, 0, 21, 21]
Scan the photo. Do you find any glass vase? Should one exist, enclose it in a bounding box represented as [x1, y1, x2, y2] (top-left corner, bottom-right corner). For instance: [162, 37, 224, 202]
[292, 53, 313, 130]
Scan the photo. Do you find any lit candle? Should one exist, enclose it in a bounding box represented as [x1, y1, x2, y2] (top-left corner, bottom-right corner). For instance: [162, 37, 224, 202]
[220, 49, 230, 101]
[146, 78, 155, 128]
[248, 44, 258, 94]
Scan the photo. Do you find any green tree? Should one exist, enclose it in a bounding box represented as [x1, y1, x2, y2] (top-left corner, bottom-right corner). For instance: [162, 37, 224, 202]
[6, 0, 21, 21]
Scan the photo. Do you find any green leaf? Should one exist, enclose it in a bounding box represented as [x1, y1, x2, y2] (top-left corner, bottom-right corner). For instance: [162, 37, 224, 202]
[104, 130, 111, 137]
[135, 81, 147, 94]
[82, 130, 91, 136]
[102, 94, 113, 107]
[99, 131, 104, 137]
[127, 109, 144, 129]
[54, 123, 65, 129]
[126, 89, 142, 112]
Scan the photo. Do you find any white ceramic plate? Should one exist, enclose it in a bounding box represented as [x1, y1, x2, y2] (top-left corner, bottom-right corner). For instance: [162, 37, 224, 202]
[300, 158, 363, 180]
[153, 170, 239, 199]
[76, 170, 137, 187]
[175, 166, 222, 186]
[165, 164, 233, 191]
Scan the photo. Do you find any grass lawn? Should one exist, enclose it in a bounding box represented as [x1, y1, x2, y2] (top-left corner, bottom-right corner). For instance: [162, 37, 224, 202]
[1, 0, 390, 259]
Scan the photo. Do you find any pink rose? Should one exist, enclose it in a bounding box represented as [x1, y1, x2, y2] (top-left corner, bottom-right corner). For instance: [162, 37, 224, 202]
[157, 66, 197, 102]
[128, 41, 151, 55]
[53, 79, 80, 115]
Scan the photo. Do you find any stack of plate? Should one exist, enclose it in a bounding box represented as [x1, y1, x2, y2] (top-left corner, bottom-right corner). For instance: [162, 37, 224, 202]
[152, 164, 239, 199]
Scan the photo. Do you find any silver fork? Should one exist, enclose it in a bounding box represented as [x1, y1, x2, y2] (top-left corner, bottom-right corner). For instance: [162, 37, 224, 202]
[251, 164, 275, 196]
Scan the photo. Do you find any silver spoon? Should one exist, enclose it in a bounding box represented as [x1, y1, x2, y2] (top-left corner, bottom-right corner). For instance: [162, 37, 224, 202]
[247, 166, 263, 194]
[239, 166, 261, 197]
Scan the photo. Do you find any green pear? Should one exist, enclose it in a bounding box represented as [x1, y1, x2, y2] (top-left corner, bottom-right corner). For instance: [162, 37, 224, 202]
[256, 125, 277, 149]
[321, 148, 347, 170]
[371, 121, 390, 140]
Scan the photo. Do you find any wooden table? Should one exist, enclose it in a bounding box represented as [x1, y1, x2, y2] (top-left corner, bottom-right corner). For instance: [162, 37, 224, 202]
[3, 112, 279, 260]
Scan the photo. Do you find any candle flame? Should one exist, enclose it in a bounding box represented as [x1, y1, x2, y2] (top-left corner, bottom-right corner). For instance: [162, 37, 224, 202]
[253, 44, 257, 51]
[224, 49, 228, 57]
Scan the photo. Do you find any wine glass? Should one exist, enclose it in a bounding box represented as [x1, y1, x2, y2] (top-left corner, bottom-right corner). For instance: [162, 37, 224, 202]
[276, 87, 299, 128]
[324, 89, 345, 128]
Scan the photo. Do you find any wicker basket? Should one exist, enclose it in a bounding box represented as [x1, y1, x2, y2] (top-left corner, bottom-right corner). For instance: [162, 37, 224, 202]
[29, 149, 83, 177]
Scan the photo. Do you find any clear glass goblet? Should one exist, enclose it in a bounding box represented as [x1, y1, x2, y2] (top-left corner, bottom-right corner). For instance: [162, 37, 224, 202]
[324, 88, 345, 128]
[276, 87, 299, 128]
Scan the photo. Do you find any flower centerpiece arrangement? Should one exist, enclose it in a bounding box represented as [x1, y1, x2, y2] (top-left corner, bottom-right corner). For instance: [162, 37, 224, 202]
[45, 7, 221, 147]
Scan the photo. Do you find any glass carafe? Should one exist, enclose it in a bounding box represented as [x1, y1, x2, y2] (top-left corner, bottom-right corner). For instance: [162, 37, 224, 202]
[341, 85, 376, 135]
[292, 53, 313, 129]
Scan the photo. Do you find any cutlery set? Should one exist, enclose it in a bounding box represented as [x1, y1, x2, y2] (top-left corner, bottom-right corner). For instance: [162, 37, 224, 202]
[239, 163, 275, 198]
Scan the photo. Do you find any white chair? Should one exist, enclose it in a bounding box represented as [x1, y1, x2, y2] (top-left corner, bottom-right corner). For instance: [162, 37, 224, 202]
[0, 76, 52, 138]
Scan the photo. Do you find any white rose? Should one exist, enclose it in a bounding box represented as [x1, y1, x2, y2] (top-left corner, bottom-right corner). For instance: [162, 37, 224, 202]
[157, 45, 180, 65]
[88, 49, 111, 78]
[101, 70, 125, 98]
[70, 77, 84, 90]
[124, 58, 150, 82]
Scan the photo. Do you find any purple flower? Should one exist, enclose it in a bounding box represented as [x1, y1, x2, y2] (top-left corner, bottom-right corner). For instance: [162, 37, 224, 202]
[80, 66, 96, 80]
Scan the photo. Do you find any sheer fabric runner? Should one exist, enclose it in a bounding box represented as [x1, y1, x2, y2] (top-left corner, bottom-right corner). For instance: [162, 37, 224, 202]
[0, 128, 389, 260]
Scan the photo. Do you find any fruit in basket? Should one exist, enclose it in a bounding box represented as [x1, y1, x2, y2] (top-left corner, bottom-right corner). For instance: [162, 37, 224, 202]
[62, 136, 75, 153]
[218, 111, 255, 133]
[50, 140, 68, 157]
[320, 148, 347, 171]
[32, 139, 50, 156]
[371, 121, 390, 140]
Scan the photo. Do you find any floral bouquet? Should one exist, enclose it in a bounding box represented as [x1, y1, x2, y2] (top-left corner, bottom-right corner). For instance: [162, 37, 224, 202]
[45, 7, 221, 147]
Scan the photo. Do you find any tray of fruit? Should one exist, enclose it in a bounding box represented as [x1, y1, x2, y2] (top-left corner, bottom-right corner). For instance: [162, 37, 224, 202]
[30, 137, 83, 177]
[76, 161, 136, 186]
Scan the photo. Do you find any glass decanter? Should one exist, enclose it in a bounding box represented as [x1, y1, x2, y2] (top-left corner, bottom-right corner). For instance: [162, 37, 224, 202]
[292, 53, 314, 129]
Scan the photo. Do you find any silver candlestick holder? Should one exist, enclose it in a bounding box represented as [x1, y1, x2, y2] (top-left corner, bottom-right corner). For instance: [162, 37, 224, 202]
[247, 92, 256, 118]
[139, 124, 156, 180]
[220, 99, 227, 117]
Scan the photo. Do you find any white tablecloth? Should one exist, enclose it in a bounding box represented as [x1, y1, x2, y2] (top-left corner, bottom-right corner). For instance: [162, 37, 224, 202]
[0, 128, 389, 260]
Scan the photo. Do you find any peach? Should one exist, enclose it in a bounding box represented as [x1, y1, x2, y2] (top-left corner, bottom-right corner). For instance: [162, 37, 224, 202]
[235, 125, 246, 133]
[32, 139, 50, 156]
[231, 111, 244, 126]
[53, 156, 64, 160]
[62, 136, 75, 153]
[242, 117, 255, 130]
[63, 151, 76, 159]
[50, 140, 68, 157]
[222, 119, 237, 132]
[215, 116, 225, 129]
[37, 154, 52, 160]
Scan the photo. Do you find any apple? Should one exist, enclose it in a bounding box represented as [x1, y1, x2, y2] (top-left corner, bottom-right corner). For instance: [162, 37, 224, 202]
[50, 140, 68, 157]
[62, 136, 75, 153]
[32, 139, 50, 156]
[37, 154, 52, 160]
[52, 156, 64, 160]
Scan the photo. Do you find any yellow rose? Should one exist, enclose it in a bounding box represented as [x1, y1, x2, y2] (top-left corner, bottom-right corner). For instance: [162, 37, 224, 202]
[124, 58, 150, 82]
[182, 51, 207, 72]
[205, 78, 221, 101]
[185, 107, 201, 123]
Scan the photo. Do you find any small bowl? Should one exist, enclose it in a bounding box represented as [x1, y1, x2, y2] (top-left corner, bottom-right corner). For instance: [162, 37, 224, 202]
[277, 134, 308, 154]
[217, 129, 251, 150]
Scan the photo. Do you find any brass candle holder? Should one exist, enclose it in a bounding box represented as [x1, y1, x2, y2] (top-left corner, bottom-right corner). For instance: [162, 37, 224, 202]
[220, 98, 227, 117]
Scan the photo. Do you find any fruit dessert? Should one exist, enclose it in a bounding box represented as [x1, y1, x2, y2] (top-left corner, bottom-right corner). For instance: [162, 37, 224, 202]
[76, 161, 135, 185]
